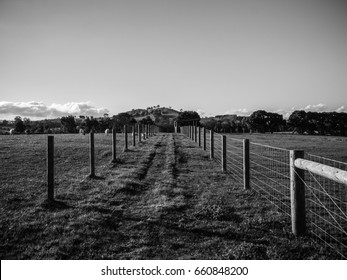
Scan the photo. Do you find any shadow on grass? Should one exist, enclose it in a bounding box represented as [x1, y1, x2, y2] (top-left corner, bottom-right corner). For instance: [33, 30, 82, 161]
[86, 175, 105, 180]
[40, 199, 70, 211]
[110, 158, 125, 165]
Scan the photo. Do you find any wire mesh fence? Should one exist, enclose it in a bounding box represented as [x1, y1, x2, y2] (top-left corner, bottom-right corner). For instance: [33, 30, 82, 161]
[206, 129, 211, 153]
[302, 154, 347, 259]
[225, 137, 244, 186]
[214, 133, 222, 165]
[181, 126, 347, 259]
[249, 142, 291, 218]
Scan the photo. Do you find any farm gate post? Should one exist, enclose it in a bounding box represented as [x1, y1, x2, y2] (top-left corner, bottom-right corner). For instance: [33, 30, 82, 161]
[47, 135, 54, 201]
[243, 139, 250, 190]
[222, 135, 226, 172]
[210, 129, 214, 159]
[112, 129, 116, 162]
[290, 150, 306, 236]
[89, 131, 95, 178]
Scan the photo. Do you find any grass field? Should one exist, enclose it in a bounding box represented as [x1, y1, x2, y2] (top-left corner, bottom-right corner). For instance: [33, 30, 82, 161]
[0, 132, 345, 259]
[220, 132, 347, 163]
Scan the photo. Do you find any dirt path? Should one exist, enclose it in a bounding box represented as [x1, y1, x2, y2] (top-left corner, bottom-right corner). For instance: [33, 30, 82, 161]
[114, 134, 191, 259]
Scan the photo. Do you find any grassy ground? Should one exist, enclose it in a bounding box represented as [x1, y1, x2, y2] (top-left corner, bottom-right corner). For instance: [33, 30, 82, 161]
[0, 133, 343, 259]
[221, 132, 347, 163]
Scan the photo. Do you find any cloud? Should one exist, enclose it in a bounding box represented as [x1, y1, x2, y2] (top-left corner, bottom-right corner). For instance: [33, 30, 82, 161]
[196, 109, 215, 118]
[0, 101, 109, 119]
[280, 103, 347, 119]
[336, 106, 347, 113]
[223, 108, 252, 116]
[302, 103, 328, 112]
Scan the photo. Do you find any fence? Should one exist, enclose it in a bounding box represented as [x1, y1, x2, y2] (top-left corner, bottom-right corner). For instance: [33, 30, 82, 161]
[181, 125, 347, 259]
[46, 124, 159, 201]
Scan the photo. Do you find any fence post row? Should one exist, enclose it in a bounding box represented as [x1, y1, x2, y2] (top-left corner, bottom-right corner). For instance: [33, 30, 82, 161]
[243, 139, 250, 190]
[290, 150, 306, 236]
[47, 135, 54, 201]
[89, 131, 95, 178]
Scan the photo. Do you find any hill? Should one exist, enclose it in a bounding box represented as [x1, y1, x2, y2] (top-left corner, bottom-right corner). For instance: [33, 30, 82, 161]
[127, 107, 180, 132]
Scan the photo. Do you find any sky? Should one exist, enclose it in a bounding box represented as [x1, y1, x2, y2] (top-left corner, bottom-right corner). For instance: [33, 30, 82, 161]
[1, 0, 347, 120]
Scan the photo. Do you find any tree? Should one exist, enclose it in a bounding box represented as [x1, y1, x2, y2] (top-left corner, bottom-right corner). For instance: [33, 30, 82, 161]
[287, 110, 308, 134]
[1, 120, 9, 126]
[112, 113, 136, 132]
[200, 118, 216, 130]
[60, 115, 77, 133]
[176, 111, 201, 126]
[98, 115, 112, 131]
[139, 116, 154, 125]
[81, 116, 99, 133]
[248, 111, 284, 133]
[14, 116, 25, 133]
[240, 117, 251, 133]
[249, 110, 268, 133]
[266, 112, 284, 133]
[23, 117, 31, 132]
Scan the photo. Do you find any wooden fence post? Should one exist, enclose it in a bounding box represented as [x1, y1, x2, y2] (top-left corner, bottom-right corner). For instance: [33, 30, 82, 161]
[138, 124, 141, 143]
[123, 125, 128, 152]
[210, 130, 214, 159]
[112, 129, 116, 162]
[47, 136, 54, 201]
[132, 125, 136, 147]
[146, 124, 149, 139]
[89, 131, 95, 178]
[203, 128, 206, 150]
[222, 135, 226, 172]
[194, 125, 197, 143]
[142, 125, 146, 140]
[198, 126, 201, 147]
[243, 139, 250, 190]
[290, 150, 306, 236]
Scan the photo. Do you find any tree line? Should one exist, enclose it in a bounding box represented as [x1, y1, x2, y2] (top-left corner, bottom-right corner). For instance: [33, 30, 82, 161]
[177, 110, 347, 136]
[2, 113, 154, 134]
[2, 109, 346, 136]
